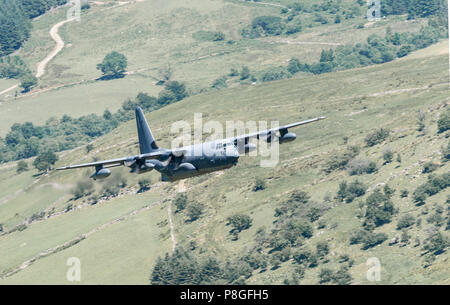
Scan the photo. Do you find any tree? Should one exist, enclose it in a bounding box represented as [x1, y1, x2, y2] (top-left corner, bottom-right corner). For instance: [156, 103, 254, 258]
[186, 202, 204, 222]
[240, 66, 250, 80]
[227, 214, 253, 235]
[174, 194, 187, 212]
[16, 160, 29, 173]
[253, 177, 266, 191]
[20, 74, 37, 92]
[437, 109, 450, 133]
[33, 150, 58, 172]
[96, 51, 127, 78]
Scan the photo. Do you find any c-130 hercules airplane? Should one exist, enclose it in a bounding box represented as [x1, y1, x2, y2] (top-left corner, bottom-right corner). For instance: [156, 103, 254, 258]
[57, 107, 325, 182]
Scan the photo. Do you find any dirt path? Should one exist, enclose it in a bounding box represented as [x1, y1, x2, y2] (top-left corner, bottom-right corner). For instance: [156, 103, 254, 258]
[0, 84, 19, 96]
[35, 18, 75, 78]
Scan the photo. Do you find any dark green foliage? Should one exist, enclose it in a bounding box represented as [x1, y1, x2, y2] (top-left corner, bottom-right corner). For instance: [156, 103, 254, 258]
[173, 194, 187, 212]
[253, 177, 266, 191]
[383, 148, 394, 164]
[400, 189, 409, 198]
[0, 56, 31, 79]
[100, 172, 127, 198]
[347, 158, 378, 175]
[0, 0, 67, 57]
[20, 74, 37, 92]
[349, 229, 388, 249]
[316, 241, 329, 258]
[96, 51, 128, 78]
[412, 172, 450, 204]
[293, 248, 318, 268]
[242, 16, 285, 38]
[319, 267, 352, 285]
[137, 178, 151, 193]
[319, 268, 333, 284]
[363, 189, 396, 228]
[0, 83, 188, 164]
[443, 140, 450, 161]
[365, 128, 390, 147]
[33, 150, 58, 172]
[186, 202, 204, 222]
[227, 214, 253, 236]
[72, 180, 94, 200]
[212, 76, 227, 89]
[422, 162, 439, 174]
[437, 109, 450, 133]
[16, 160, 28, 173]
[240, 66, 250, 80]
[261, 67, 291, 82]
[397, 214, 416, 230]
[287, 58, 309, 74]
[336, 180, 367, 203]
[325, 145, 360, 173]
[150, 247, 252, 285]
[423, 232, 448, 255]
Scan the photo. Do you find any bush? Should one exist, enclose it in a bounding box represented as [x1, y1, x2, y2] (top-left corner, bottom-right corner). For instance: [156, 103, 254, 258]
[227, 214, 253, 234]
[253, 178, 266, 191]
[437, 109, 450, 133]
[316, 241, 329, 258]
[337, 180, 367, 203]
[293, 249, 318, 268]
[397, 214, 415, 230]
[72, 180, 94, 200]
[20, 74, 38, 92]
[240, 66, 250, 80]
[423, 232, 448, 255]
[443, 141, 450, 161]
[173, 194, 187, 212]
[412, 172, 450, 204]
[325, 146, 360, 173]
[33, 150, 58, 172]
[16, 160, 28, 173]
[383, 148, 394, 164]
[347, 158, 377, 175]
[261, 68, 291, 82]
[422, 162, 439, 174]
[350, 229, 388, 249]
[186, 202, 204, 222]
[96, 51, 127, 78]
[192, 30, 225, 41]
[138, 178, 151, 193]
[212, 77, 227, 89]
[365, 128, 390, 147]
[364, 189, 395, 228]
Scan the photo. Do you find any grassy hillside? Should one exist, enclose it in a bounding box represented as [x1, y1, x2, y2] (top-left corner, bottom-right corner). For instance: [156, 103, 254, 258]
[0, 0, 428, 134]
[0, 39, 448, 284]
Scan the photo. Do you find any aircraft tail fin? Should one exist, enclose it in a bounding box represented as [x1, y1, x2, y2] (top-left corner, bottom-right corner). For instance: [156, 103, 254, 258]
[135, 107, 159, 154]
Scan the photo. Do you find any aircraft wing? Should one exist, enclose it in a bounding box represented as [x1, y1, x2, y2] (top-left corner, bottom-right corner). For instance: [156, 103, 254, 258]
[55, 150, 168, 170]
[231, 117, 326, 143]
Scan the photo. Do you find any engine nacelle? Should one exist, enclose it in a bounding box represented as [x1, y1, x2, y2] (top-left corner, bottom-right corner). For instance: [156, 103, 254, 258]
[238, 143, 256, 154]
[178, 163, 196, 172]
[90, 168, 111, 180]
[145, 159, 165, 171]
[279, 132, 297, 144]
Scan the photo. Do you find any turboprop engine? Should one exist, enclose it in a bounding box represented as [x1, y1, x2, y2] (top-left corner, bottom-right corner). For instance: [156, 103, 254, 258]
[279, 132, 297, 144]
[90, 168, 111, 180]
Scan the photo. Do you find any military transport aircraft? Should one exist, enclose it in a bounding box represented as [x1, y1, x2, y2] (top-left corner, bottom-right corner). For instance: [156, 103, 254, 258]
[56, 107, 325, 182]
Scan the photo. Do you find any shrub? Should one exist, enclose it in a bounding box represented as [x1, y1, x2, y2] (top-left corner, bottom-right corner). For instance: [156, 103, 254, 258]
[319, 268, 333, 284]
[383, 148, 394, 164]
[96, 51, 127, 78]
[412, 172, 450, 204]
[437, 109, 450, 133]
[397, 214, 415, 230]
[293, 249, 318, 268]
[186, 202, 204, 222]
[33, 150, 58, 172]
[364, 189, 395, 227]
[16, 160, 29, 173]
[316, 241, 329, 258]
[72, 180, 94, 200]
[138, 178, 151, 193]
[173, 194, 188, 212]
[347, 158, 377, 175]
[325, 146, 360, 173]
[240, 66, 250, 80]
[253, 178, 266, 191]
[227, 214, 253, 234]
[20, 74, 38, 92]
[212, 77, 227, 89]
[350, 229, 388, 249]
[261, 68, 291, 82]
[422, 162, 439, 173]
[442, 141, 450, 161]
[365, 128, 390, 147]
[423, 232, 448, 255]
[337, 180, 367, 203]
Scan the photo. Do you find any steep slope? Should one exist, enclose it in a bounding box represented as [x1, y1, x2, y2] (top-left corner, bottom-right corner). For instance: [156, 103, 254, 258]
[0, 40, 448, 284]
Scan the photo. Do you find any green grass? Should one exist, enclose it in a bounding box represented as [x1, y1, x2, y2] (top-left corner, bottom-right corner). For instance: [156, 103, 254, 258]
[0, 0, 427, 135]
[0, 40, 448, 284]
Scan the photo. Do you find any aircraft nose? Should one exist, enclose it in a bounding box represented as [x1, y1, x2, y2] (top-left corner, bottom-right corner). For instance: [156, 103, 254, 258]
[226, 150, 240, 165]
